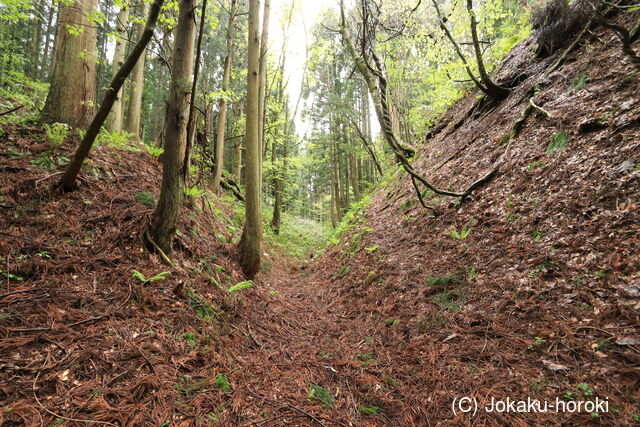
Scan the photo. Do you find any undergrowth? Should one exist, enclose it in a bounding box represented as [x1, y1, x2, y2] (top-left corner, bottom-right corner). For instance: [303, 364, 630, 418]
[264, 213, 331, 258]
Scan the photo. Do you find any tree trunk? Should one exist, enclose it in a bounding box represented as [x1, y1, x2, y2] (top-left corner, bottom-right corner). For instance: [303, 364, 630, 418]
[106, 6, 130, 133]
[239, 0, 262, 278]
[146, 0, 196, 254]
[258, 0, 271, 162]
[29, 0, 45, 79]
[61, 0, 166, 191]
[42, 0, 98, 129]
[41, 2, 55, 80]
[213, 0, 238, 191]
[125, 0, 151, 138]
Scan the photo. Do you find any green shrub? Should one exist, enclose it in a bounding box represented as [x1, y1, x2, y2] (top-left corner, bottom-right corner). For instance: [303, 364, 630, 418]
[43, 123, 70, 144]
[547, 132, 568, 156]
[135, 191, 156, 208]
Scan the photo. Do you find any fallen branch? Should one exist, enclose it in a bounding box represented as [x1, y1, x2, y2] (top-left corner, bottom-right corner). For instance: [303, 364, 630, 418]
[499, 85, 549, 147]
[0, 104, 23, 117]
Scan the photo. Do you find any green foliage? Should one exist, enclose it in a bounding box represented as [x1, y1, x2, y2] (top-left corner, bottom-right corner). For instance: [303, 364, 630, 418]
[98, 128, 139, 151]
[433, 289, 465, 312]
[214, 373, 232, 392]
[183, 185, 205, 198]
[43, 123, 70, 145]
[364, 245, 379, 253]
[308, 384, 335, 408]
[360, 406, 381, 415]
[0, 269, 24, 282]
[135, 191, 157, 208]
[183, 332, 198, 348]
[446, 227, 471, 240]
[131, 270, 171, 283]
[527, 337, 546, 350]
[571, 72, 589, 90]
[0, 72, 48, 118]
[228, 280, 253, 293]
[265, 214, 331, 259]
[426, 274, 461, 287]
[186, 288, 219, 321]
[532, 228, 542, 242]
[330, 194, 372, 246]
[547, 132, 568, 156]
[145, 145, 164, 157]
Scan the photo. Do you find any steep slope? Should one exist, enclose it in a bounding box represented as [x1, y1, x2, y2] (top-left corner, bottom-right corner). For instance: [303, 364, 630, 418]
[303, 11, 640, 426]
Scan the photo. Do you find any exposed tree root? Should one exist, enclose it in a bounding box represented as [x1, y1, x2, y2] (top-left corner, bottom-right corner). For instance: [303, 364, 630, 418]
[499, 85, 550, 148]
[143, 227, 175, 267]
[550, 17, 596, 73]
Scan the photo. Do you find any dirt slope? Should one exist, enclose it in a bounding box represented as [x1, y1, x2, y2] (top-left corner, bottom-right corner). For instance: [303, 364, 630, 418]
[298, 11, 640, 426]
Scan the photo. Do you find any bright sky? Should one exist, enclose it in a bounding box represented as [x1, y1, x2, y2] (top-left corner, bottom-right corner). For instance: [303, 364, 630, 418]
[269, 0, 326, 139]
[268, 0, 380, 141]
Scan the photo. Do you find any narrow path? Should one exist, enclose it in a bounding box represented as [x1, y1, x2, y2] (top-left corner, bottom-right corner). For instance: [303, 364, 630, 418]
[232, 257, 379, 426]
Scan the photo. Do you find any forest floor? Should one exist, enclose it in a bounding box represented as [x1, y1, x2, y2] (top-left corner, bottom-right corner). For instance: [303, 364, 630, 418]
[1, 9, 640, 427]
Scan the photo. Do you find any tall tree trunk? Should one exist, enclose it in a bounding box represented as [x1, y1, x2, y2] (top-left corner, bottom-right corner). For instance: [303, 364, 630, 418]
[41, 2, 55, 80]
[183, 0, 208, 186]
[258, 0, 271, 161]
[29, 0, 45, 79]
[106, 6, 130, 133]
[61, 0, 166, 191]
[146, 0, 196, 254]
[349, 140, 360, 200]
[213, 0, 238, 191]
[42, 0, 98, 129]
[232, 102, 243, 180]
[126, 0, 151, 138]
[239, 0, 262, 278]
[270, 109, 288, 234]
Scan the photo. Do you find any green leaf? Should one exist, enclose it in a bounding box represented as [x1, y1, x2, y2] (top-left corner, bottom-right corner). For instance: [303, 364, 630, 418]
[214, 373, 232, 392]
[547, 132, 568, 156]
[228, 280, 253, 293]
[308, 384, 334, 408]
[360, 406, 380, 415]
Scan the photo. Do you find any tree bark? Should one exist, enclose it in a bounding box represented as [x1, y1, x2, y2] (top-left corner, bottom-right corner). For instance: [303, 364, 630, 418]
[466, 0, 510, 99]
[42, 0, 98, 129]
[213, 0, 238, 191]
[61, 0, 166, 191]
[239, 0, 263, 278]
[106, 6, 130, 133]
[41, 2, 55, 80]
[183, 0, 208, 185]
[126, 0, 151, 138]
[258, 0, 271, 164]
[146, 0, 196, 254]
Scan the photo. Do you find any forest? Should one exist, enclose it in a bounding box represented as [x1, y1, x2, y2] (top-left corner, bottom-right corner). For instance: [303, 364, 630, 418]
[0, 0, 639, 424]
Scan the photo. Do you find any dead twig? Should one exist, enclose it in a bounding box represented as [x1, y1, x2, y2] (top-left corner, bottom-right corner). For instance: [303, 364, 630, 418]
[0, 104, 23, 117]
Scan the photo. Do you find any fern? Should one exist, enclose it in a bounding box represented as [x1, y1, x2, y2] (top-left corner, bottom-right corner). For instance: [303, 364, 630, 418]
[547, 132, 568, 156]
[183, 185, 206, 198]
[43, 122, 70, 145]
[131, 270, 171, 283]
[446, 228, 471, 239]
[308, 384, 334, 408]
[214, 373, 231, 392]
[145, 145, 164, 157]
[228, 280, 253, 293]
